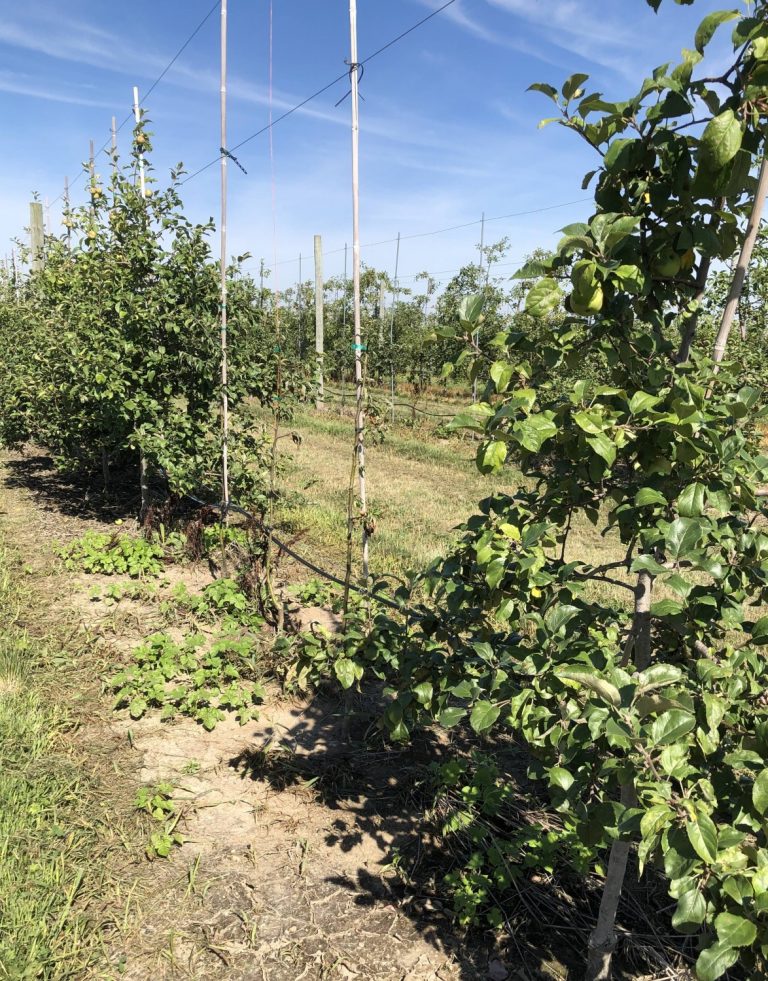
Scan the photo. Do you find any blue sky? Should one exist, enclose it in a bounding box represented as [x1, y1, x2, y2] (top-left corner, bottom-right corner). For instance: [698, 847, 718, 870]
[1, 0, 731, 290]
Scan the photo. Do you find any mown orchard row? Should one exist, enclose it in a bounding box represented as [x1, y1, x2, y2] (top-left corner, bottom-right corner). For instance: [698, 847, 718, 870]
[5, 2, 768, 979]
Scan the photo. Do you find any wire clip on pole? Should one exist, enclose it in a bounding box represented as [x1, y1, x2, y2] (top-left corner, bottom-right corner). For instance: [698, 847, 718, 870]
[335, 61, 365, 106]
[220, 148, 248, 174]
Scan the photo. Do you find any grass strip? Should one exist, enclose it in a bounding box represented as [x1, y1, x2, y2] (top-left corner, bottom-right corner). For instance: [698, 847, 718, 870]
[0, 538, 100, 978]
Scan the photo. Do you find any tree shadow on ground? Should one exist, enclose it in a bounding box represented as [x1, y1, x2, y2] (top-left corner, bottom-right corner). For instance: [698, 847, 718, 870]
[230, 691, 699, 981]
[3, 452, 141, 524]
[3, 451, 703, 979]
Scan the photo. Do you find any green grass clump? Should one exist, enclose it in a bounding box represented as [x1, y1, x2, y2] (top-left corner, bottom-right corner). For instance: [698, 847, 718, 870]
[0, 543, 98, 976]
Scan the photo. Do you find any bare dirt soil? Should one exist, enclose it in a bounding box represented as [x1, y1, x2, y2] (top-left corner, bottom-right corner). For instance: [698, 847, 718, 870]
[2, 449, 694, 981]
[0, 451, 498, 981]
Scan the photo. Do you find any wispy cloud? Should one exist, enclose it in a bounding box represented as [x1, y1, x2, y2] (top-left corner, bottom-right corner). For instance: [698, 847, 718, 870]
[0, 14, 166, 76]
[425, 0, 568, 67]
[419, 0, 650, 81]
[0, 8, 455, 154]
[0, 70, 114, 108]
[488, 0, 636, 51]
[171, 62, 458, 152]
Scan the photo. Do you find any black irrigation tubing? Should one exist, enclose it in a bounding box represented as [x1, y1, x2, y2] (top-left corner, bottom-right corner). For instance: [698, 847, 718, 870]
[180, 489, 525, 648]
[180, 489, 419, 617]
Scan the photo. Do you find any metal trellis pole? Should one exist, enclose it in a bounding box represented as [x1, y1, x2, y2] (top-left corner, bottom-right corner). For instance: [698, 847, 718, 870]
[348, 0, 369, 583]
[218, 0, 230, 513]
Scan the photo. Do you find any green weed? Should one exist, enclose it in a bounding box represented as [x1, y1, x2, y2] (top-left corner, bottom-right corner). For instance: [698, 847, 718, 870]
[58, 530, 164, 578]
[135, 782, 184, 859]
[109, 631, 266, 730]
[166, 578, 264, 630]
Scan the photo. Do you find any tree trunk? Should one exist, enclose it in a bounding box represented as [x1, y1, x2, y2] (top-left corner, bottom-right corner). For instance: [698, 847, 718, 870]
[101, 446, 110, 494]
[585, 571, 652, 980]
[585, 791, 634, 980]
[139, 454, 150, 522]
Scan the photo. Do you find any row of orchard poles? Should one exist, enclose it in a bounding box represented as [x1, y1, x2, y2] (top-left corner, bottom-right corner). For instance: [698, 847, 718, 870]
[22, 0, 370, 592]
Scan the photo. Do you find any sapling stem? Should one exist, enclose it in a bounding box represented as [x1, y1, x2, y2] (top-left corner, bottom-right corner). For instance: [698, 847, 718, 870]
[585, 569, 652, 980]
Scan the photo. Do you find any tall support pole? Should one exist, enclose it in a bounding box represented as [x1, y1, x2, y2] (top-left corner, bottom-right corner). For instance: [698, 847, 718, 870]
[341, 242, 349, 407]
[29, 202, 44, 273]
[259, 258, 265, 310]
[218, 0, 230, 513]
[130, 93, 150, 511]
[314, 234, 324, 409]
[713, 156, 768, 366]
[89, 139, 95, 201]
[132, 88, 147, 197]
[348, 0, 369, 585]
[389, 232, 400, 424]
[111, 115, 118, 173]
[63, 177, 71, 248]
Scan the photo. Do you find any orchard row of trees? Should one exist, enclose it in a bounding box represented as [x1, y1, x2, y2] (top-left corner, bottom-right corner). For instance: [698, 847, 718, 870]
[5, 2, 768, 976]
[0, 120, 569, 509]
[294, 2, 768, 980]
[3, 109, 768, 511]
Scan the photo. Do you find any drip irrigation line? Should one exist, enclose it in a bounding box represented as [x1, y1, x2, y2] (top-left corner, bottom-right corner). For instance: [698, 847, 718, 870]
[51, 0, 222, 207]
[180, 0, 459, 186]
[180, 489, 418, 616]
[179, 482, 522, 647]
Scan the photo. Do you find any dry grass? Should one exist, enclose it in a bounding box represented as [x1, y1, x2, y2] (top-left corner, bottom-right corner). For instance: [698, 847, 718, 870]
[270, 405, 633, 611]
[272, 406, 509, 579]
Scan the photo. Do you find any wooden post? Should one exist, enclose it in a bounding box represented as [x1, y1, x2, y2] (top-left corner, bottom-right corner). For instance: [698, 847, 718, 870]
[348, 0, 369, 584]
[377, 279, 385, 345]
[29, 202, 44, 272]
[314, 234, 324, 409]
[218, 0, 230, 515]
[132, 88, 147, 197]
